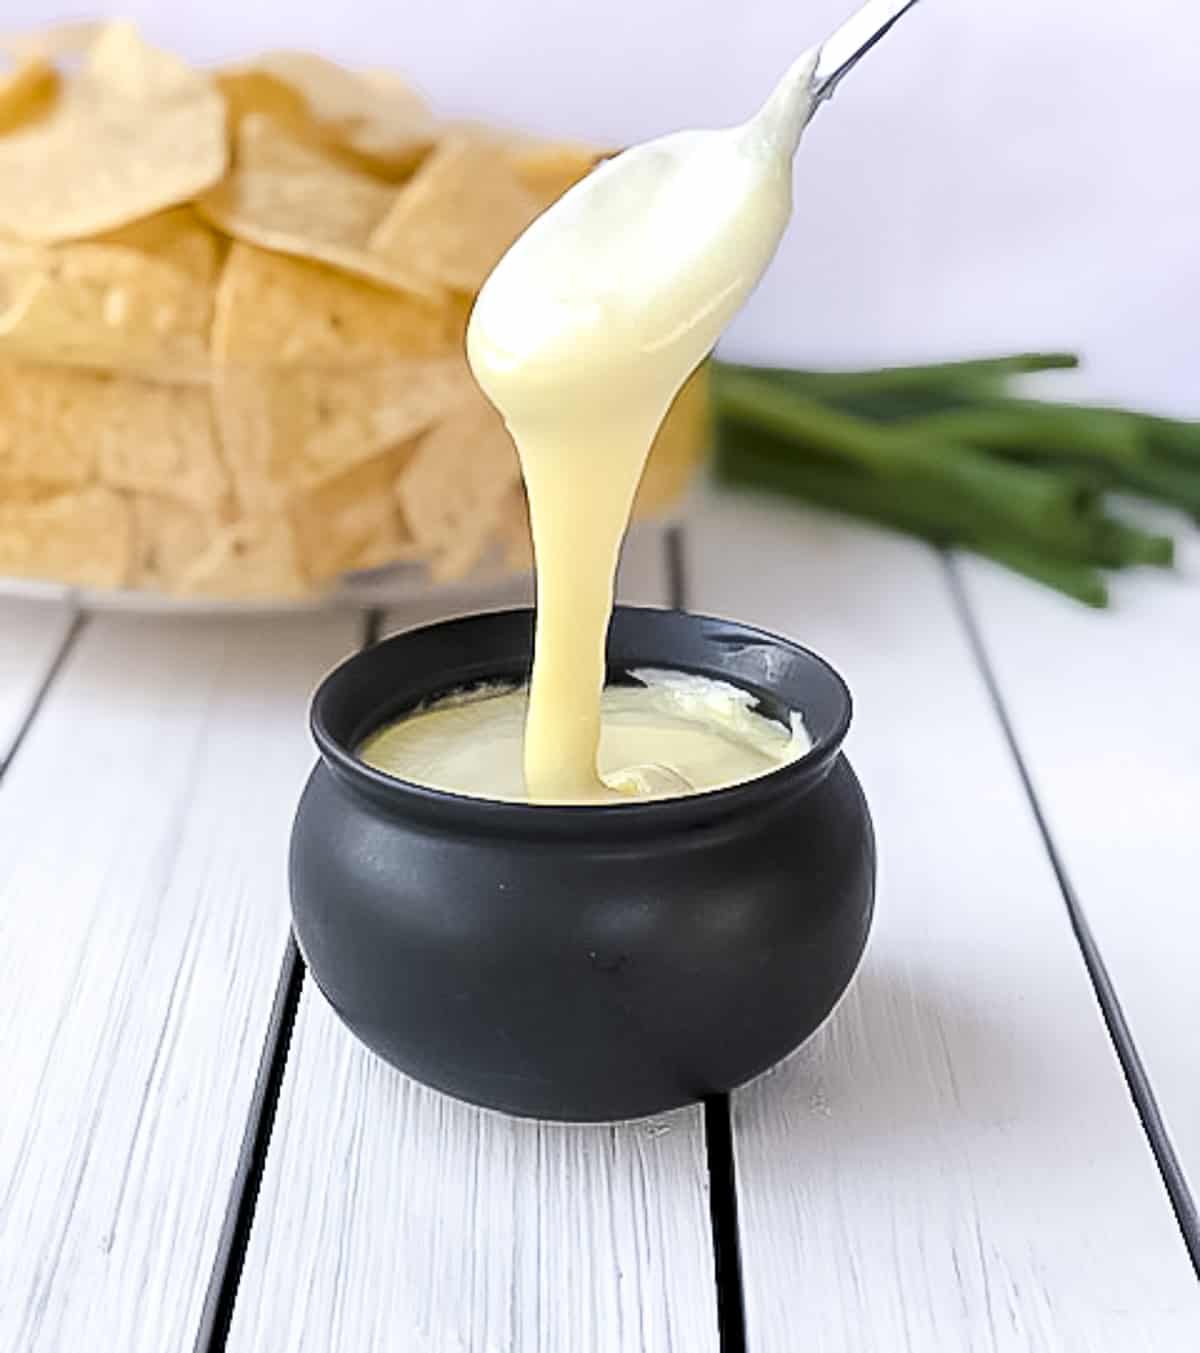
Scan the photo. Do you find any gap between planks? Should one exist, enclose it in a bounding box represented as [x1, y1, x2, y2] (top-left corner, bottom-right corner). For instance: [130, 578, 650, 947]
[194, 607, 382, 1353]
[0, 608, 84, 779]
[943, 552, 1200, 1274]
[668, 523, 750, 1353]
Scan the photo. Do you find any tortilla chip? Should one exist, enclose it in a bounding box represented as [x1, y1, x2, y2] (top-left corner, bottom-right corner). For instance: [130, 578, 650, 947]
[439, 122, 609, 205]
[95, 207, 222, 287]
[368, 136, 542, 293]
[491, 483, 534, 574]
[211, 241, 457, 367]
[197, 115, 434, 297]
[216, 356, 467, 514]
[0, 55, 58, 135]
[177, 514, 311, 599]
[0, 240, 215, 383]
[243, 51, 435, 178]
[0, 236, 44, 271]
[287, 440, 420, 582]
[633, 364, 710, 519]
[93, 381, 230, 511]
[0, 364, 103, 494]
[395, 382, 522, 556]
[214, 67, 310, 136]
[201, 113, 393, 245]
[506, 138, 608, 207]
[211, 242, 467, 511]
[0, 22, 227, 242]
[0, 486, 132, 587]
[0, 366, 230, 515]
[424, 528, 496, 585]
[339, 526, 424, 577]
[130, 493, 215, 590]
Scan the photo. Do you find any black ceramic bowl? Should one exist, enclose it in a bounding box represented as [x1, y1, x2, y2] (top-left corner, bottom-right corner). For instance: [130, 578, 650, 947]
[290, 606, 875, 1122]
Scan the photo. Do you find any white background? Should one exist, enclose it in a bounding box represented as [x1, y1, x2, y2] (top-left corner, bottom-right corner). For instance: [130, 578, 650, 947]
[3, 0, 1197, 411]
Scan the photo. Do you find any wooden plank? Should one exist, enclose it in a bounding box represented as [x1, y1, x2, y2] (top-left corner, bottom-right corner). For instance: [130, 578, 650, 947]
[957, 515, 1200, 1218]
[0, 599, 76, 765]
[227, 523, 721, 1353]
[229, 987, 717, 1353]
[686, 491, 1200, 1351]
[0, 610, 360, 1353]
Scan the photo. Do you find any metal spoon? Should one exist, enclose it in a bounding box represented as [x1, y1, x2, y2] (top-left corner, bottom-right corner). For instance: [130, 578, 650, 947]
[811, 0, 922, 110]
[751, 0, 923, 155]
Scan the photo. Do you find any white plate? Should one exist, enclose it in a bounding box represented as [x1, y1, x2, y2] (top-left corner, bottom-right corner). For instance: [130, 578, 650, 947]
[0, 554, 528, 616]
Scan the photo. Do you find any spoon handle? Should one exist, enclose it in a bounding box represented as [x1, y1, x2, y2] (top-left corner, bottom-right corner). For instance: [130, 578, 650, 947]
[811, 0, 922, 106]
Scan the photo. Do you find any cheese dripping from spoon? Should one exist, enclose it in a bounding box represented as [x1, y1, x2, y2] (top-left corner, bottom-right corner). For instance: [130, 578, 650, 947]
[466, 53, 819, 801]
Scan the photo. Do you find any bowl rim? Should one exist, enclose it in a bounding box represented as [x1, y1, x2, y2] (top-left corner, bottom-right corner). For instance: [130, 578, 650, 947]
[310, 605, 853, 837]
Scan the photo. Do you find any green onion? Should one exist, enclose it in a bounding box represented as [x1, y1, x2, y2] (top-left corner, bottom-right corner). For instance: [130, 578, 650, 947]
[709, 352, 1188, 607]
[715, 351, 1079, 397]
[1138, 412, 1200, 466]
[715, 437, 1111, 608]
[895, 400, 1145, 467]
[713, 370, 1099, 551]
[970, 540, 1109, 608]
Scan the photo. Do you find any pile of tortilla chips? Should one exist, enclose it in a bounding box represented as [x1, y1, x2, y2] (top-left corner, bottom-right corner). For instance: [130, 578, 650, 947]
[0, 22, 707, 599]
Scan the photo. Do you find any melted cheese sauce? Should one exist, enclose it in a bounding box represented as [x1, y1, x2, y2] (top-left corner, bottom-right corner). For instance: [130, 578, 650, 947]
[464, 52, 819, 801]
[360, 671, 810, 804]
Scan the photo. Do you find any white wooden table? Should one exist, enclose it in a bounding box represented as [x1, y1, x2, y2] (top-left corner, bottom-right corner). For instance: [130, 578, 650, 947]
[2, 492, 1198, 1353]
